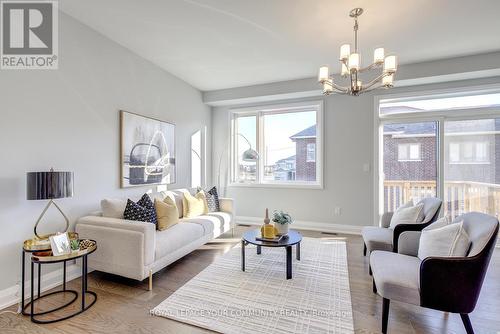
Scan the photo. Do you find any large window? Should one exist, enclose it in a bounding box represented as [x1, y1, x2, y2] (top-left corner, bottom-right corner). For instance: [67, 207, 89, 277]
[230, 102, 323, 187]
[378, 87, 500, 220]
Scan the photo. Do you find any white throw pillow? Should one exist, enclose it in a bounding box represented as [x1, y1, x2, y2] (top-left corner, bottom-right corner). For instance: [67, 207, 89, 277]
[418, 222, 470, 260]
[389, 203, 424, 229]
[423, 216, 450, 231]
[101, 198, 127, 218]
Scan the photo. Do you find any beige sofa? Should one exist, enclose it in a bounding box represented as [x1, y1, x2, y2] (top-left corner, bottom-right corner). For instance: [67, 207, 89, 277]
[75, 189, 234, 289]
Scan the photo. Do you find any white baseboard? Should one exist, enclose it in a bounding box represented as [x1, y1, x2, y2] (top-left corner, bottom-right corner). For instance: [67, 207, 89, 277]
[235, 216, 363, 235]
[0, 263, 87, 311]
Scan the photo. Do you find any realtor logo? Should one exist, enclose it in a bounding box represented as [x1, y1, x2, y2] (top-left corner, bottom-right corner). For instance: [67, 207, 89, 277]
[1, 0, 58, 69]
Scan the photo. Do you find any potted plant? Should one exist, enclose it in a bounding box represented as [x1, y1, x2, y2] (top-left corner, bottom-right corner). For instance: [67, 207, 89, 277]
[272, 210, 293, 235]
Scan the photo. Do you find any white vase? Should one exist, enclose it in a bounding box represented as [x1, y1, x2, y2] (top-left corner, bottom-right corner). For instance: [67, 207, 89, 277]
[274, 222, 289, 235]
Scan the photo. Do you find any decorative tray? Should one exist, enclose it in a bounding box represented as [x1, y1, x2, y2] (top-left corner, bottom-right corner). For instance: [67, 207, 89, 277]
[31, 239, 96, 262]
[23, 232, 79, 251]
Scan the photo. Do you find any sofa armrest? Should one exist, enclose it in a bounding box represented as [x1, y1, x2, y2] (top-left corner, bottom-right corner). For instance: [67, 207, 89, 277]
[397, 231, 421, 257]
[380, 212, 393, 228]
[76, 216, 156, 270]
[219, 198, 234, 216]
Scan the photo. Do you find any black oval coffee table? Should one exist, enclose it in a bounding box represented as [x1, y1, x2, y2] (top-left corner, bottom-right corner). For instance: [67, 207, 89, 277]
[241, 229, 302, 279]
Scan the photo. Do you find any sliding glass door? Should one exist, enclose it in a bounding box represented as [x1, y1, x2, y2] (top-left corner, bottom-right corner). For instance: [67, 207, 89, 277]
[444, 118, 500, 219]
[381, 122, 438, 213]
[378, 88, 500, 220]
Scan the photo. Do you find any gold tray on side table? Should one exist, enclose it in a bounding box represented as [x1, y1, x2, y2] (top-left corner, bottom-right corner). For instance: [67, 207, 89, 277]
[23, 232, 79, 252]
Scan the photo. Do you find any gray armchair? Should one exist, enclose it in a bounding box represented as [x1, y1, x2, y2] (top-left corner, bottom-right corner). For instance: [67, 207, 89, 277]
[362, 197, 442, 257]
[370, 212, 499, 334]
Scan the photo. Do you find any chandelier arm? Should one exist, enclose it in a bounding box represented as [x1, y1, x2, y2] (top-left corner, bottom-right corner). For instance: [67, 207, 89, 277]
[358, 62, 382, 73]
[332, 84, 349, 93]
[363, 72, 391, 90]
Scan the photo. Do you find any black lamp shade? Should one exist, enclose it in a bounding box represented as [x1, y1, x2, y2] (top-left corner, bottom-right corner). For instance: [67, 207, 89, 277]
[27, 171, 74, 200]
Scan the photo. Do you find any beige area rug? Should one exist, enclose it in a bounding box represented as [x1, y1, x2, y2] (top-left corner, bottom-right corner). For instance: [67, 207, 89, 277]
[151, 237, 354, 334]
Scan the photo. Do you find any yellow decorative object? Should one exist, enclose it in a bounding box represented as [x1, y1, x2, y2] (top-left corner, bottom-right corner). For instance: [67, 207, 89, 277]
[261, 208, 278, 238]
[182, 191, 208, 218]
[155, 197, 179, 230]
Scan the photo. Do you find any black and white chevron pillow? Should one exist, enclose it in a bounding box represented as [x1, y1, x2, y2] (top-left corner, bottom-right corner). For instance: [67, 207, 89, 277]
[123, 194, 157, 224]
[205, 186, 220, 212]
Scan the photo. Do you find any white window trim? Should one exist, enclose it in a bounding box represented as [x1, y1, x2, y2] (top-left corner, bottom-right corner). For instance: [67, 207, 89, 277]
[373, 83, 500, 227]
[229, 101, 324, 189]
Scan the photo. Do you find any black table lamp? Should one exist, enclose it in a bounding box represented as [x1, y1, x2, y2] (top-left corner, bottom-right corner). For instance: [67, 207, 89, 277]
[27, 169, 74, 239]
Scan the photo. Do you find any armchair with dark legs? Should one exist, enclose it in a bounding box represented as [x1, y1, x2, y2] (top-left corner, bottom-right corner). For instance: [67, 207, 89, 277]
[370, 212, 499, 334]
[362, 197, 442, 257]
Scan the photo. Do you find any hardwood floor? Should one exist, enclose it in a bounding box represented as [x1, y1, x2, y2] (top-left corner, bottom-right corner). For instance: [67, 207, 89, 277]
[2, 225, 500, 333]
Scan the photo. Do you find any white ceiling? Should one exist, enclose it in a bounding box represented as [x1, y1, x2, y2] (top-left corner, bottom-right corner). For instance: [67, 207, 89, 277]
[60, 0, 500, 91]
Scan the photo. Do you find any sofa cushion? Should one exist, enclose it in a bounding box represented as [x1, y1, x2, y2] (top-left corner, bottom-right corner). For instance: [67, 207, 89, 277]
[101, 198, 127, 219]
[162, 191, 184, 218]
[155, 197, 179, 231]
[361, 226, 393, 254]
[182, 191, 208, 218]
[205, 186, 220, 212]
[418, 221, 470, 260]
[155, 222, 205, 260]
[181, 216, 215, 236]
[124, 199, 157, 224]
[182, 212, 231, 236]
[370, 250, 422, 305]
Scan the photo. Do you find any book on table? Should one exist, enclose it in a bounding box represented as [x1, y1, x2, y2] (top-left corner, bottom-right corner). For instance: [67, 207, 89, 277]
[256, 235, 286, 243]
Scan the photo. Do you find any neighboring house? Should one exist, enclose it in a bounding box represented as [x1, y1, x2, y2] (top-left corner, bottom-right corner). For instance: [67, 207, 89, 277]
[273, 155, 296, 181]
[266, 125, 317, 182]
[290, 125, 317, 182]
[383, 120, 500, 184]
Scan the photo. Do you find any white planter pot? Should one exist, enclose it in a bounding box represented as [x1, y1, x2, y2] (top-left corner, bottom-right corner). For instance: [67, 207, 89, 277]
[274, 222, 289, 235]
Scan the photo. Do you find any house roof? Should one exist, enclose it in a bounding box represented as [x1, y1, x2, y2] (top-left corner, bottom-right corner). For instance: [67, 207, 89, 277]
[276, 155, 296, 164]
[384, 119, 500, 136]
[290, 125, 316, 139]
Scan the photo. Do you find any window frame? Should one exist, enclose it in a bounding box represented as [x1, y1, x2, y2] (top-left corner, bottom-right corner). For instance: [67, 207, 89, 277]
[229, 101, 324, 189]
[373, 83, 500, 226]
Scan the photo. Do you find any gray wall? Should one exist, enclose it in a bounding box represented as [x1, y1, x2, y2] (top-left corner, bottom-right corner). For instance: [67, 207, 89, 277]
[212, 77, 500, 227]
[0, 13, 211, 291]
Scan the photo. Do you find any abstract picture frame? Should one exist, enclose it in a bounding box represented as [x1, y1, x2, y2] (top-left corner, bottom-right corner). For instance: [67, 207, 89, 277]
[120, 110, 176, 188]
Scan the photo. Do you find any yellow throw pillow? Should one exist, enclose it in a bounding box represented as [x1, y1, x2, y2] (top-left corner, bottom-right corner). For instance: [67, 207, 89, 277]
[155, 197, 179, 231]
[182, 191, 208, 218]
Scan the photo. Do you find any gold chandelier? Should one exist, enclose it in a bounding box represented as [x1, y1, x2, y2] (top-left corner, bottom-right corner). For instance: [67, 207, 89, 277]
[318, 8, 397, 96]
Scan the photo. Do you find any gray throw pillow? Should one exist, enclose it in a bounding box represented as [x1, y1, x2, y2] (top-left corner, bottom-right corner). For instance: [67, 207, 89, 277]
[418, 221, 470, 260]
[389, 202, 424, 229]
[422, 216, 450, 231]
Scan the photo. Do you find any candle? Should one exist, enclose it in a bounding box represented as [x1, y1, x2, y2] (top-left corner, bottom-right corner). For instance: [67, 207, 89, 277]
[384, 55, 397, 73]
[383, 74, 394, 86]
[340, 44, 351, 61]
[341, 63, 349, 76]
[348, 53, 360, 71]
[374, 48, 385, 64]
[323, 79, 333, 94]
[318, 66, 329, 83]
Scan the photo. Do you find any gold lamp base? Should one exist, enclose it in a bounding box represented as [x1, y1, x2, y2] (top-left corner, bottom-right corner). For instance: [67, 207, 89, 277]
[33, 199, 70, 239]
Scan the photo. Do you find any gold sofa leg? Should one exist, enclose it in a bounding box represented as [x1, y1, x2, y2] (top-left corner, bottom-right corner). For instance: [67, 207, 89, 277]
[148, 270, 153, 291]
